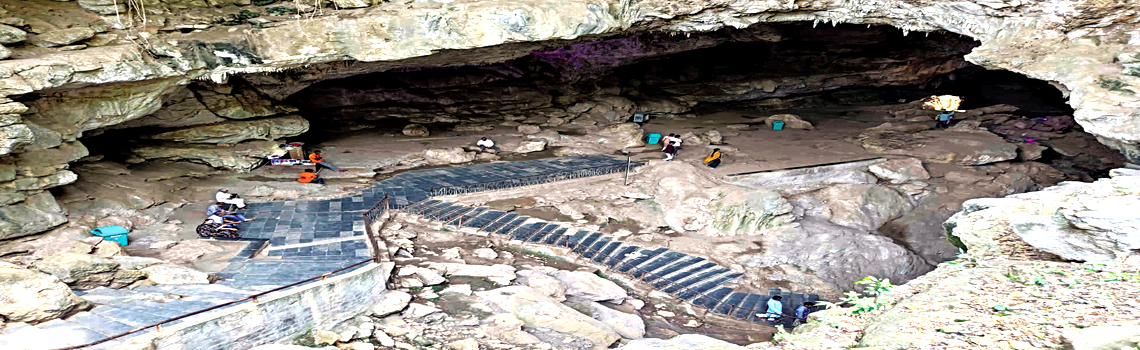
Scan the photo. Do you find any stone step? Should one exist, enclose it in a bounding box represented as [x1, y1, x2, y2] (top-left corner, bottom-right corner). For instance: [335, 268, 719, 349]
[466, 209, 504, 229]
[512, 222, 547, 241]
[447, 207, 486, 226]
[591, 241, 622, 264]
[664, 266, 729, 294]
[438, 206, 475, 224]
[650, 261, 716, 290]
[603, 244, 639, 267]
[628, 251, 686, 278]
[572, 232, 603, 254]
[542, 228, 567, 245]
[495, 216, 529, 235]
[713, 292, 747, 316]
[33, 318, 111, 348]
[615, 248, 667, 273]
[481, 212, 518, 233]
[692, 286, 733, 309]
[527, 224, 561, 243]
[580, 236, 612, 259]
[564, 230, 591, 249]
[67, 311, 137, 337]
[642, 256, 705, 284]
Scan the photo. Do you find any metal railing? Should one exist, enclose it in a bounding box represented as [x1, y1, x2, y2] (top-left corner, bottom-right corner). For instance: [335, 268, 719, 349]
[362, 195, 394, 263]
[51, 259, 373, 350]
[427, 162, 639, 196]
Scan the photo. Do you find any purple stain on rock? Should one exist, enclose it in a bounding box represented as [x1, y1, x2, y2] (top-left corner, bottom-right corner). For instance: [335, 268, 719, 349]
[531, 36, 647, 80]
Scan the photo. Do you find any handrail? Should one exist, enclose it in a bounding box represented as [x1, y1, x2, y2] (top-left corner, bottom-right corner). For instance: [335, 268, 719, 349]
[52, 258, 374, 350]
[724, 157, 886, 177]
[362, 195, 392, 263]
[427, 162, 639, 196]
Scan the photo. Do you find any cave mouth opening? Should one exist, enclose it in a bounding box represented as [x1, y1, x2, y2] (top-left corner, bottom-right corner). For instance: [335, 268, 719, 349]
[280, 21, 1072, 143]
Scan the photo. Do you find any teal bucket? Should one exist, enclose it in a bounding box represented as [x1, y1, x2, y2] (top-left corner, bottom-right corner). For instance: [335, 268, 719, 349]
[646, 133, 662, 145]
[91, 225, 130, 246]
[772, 121, 785, 131]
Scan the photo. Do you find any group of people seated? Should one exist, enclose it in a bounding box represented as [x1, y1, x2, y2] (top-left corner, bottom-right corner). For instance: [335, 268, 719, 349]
[196, 188, 253, 238]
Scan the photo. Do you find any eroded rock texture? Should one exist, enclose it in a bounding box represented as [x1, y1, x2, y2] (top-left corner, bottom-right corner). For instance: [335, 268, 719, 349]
[0, 0, 1133, 240]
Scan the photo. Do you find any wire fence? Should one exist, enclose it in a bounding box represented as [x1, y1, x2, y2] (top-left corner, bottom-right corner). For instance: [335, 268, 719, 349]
[427, 162, 637, 196]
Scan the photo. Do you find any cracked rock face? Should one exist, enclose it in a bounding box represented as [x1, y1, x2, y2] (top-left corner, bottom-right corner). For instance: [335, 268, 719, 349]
[0, 0, 1133, 240]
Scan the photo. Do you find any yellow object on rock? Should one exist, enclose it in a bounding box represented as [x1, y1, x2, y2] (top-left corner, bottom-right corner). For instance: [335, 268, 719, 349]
[922, 95, 962, 111]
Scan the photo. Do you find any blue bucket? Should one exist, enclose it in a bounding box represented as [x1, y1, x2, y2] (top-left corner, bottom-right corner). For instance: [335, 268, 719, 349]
[646, 133, 662, 145]
[772, 121, 785, 131]
[91, 225, 130, 246]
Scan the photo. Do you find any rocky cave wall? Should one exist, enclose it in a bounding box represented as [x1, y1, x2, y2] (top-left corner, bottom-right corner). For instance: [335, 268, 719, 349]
[0, 0, 1136, 241]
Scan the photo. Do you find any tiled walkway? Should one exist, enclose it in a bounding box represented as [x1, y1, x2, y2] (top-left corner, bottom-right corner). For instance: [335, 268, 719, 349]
[216, 155, 635, 287]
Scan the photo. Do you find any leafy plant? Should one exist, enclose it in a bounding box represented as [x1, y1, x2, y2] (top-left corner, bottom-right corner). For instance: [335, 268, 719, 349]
[772, 325, 789, 343]
[834, 277, 895, 315]
[1097, 76, 1134, 94]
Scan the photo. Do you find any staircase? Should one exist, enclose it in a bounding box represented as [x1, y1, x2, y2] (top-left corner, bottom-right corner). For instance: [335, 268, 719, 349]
[401, 199, 823, 327]
[0, 284, 260, 350]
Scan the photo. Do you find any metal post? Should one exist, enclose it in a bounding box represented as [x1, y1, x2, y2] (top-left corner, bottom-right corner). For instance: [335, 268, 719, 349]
[623, 152, 631, 186]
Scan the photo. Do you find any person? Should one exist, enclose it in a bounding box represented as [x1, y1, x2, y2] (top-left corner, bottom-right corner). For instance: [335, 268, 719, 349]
[476, 137, 500, 153]
[309, 150, 348, 172]
[298, 169, 325, 184]
[934, 111, 954, 129]
[207, 214, 241, 229]
[196, 219, 239, 238]
[215, 188, 245, 209]
[762, 295, 783, 324]
[662, 137, 676, 161]
[668, 133, 683, 154]
[703, 148, 722, 168]
[207, 201, 252, 222]
[792, 301, 816, 327]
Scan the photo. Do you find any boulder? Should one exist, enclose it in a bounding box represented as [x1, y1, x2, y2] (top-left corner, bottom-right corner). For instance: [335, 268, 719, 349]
[32, 253, 120, 289]
[596, 123, 645, 150]
[566, 299, 646, 339]
[0, 44, 8, 60]
[472, 248, 498, 259]
[30, 27, 95, 47]
[618, 334, 747, 349]
[517, 124, 542, 134]
[78, 0, 127, 14]
[763, 114, 814, 130]
[195, 86, 297, 120]
[550, 270, 627, 302]
[514, 139, 547, 153]
[0, 262, 89, 323]
[141, 264, 213, 284]
[446, 338, 479, 350]
[371, 290, 412, 317]
[707, 188, 795, 236]
[424, 263, 516, 285]
[0, 24, 26, 44]
[700, 130, 723, 144]
[401, 302, 441, 318]
[0, 192, 69, 240]
[476, 286, 620, 349]
[423, 148, 476, 165]
[402, 124, 429, 137]
[414, 268, 446, 286]
[945, 174, 1140, 261]
[515, 270, 566, 301]
[1017, 142, 1047, 161]
[331, 0, 371, 8]
[867, 158, 930, 184]
[799, 184, 912, 231]
[143, 115, 310, 144]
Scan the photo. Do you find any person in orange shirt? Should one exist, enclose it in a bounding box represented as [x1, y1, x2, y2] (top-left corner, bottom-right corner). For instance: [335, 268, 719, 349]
[298, 169, 325, 184]
[309, 150, 347, 172]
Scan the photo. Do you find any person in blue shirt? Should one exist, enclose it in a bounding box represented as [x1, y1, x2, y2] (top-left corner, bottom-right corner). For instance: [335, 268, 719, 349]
[793, 301, 816, 327]
[935, 111, 955, 129]
[762, 295, 783, 324]
[207, 202, 252, 223]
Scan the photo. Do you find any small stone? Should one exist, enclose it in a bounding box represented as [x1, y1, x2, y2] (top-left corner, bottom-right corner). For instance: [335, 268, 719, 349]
[58, 44, 86, 51]
[472, 248, 497, 259]
[313, 329, 339, 345]
[31, 27, 95, 47]
[372, 330, 395, 347]
[517, 124, 541, 134]
[0, 44, 9, 60]
[0, 18, 24, 27]
[657, 310, 676, 317]
[415, 268, 446, 286]
[440, 247, 463, 261]
[402, 303, 441, 318]
[683, 320, 701, 327]
[440, 284, 472, 296]
[348, 342, 375, 350]
[0, 24, 26, 44]
[1008, 340, 1032, 350]
[371, 290, 412, 317]
[625, 299, 645, 309]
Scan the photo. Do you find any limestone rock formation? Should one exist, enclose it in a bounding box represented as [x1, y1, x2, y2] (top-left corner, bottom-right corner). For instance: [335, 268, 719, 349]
[30, 28, 95, 47]
[142, 263, 214, 284]
[514, 139, 548, 153]
[515, 269, 566, 301]
[868, 158, 930, 184]
[423, 148, 476, 165]
[946, 169, 1140, 262]
[0, 24, 26, 44]
[32, 252, 120, 290]
[596, 123, 645, 150]
[144, 115, 309, 144]
[795, 184, 913, 232]
[0, 262, 89, 323]
[476, 286, 620, 349]
[550, 270, 628, 302]
[565, 298, 646, 339]
[0, 192, 69, 240]
[129, 140, 282, 171]
[402, 124, 429, 137]
[763, 114, 813, 130]
[619, 334, 747, 349]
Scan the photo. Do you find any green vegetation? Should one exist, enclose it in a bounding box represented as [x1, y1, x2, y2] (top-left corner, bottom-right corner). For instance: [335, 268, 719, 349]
[1097, 75, 1134, 94]
[594, 271, 609, 279]
[431, 284, 448, 292]
[502, 246, 567, 262]
[252, 0, 277, 5]
[820, 276, 895, 315]
[772, 325, 789, 343]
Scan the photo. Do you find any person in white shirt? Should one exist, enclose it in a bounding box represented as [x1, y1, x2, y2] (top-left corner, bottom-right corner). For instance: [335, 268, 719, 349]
[668, 134, 683, 154]
[476, 137, 500, 153]
[215, 188, 245, 209]
[761, 295, 783, 324]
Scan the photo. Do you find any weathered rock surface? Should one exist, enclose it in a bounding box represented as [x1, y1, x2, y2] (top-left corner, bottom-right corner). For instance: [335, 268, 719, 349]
[566, 299, 646, 339]
[868, 158, 930, 184]
[142, 263, 213, 285]
[423, 148, 476, 165]
[0, 262, 89, 323]
[0, 24, 26, 44]
[763, 114, 813, 130]
[1062, 321, 1140, 350]
[619, 334, 747, 349]
[129, 140, 282, 171]
[402, 124, 429, 137]
[32, 253, 120, 289]
[550, 270, 627, 302]
[144, 115, 309, 144]
[596, 123, 645, 150]
[476, 286, 620, 349]
[30, 28, 95, 47]
[371, 290, 412, 317]
[0, 192, 69, 240]
[424, 263, 516, 285]
[514, 139, 547, 153]
[515, 270, 566, 301]
[796, 184, 912, 231]
[946, 169, 1140, 261]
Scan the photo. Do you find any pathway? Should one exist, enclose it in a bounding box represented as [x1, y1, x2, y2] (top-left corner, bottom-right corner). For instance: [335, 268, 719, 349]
[400, 199, 821, 327]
